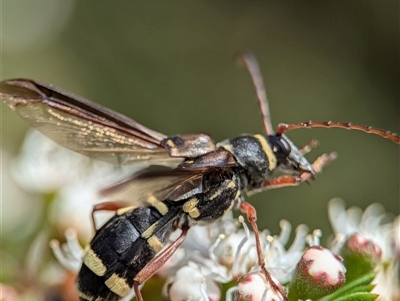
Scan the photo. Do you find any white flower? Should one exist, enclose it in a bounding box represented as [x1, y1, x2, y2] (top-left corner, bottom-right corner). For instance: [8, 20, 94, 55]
[372, 216, 400, 301]
[12, 130, 136, 241]
[213, 228, 257, 276]
[2, 147, 41, 236]
[165, 262, 221, 301]
[263, 221, 309, 284]
[12, 129, 92, 193]
[50, 228, 84, 273]
[328, 198, 393, 260]
[328, 198, 400, 301]
[159, 214, 237, 283]
[373, 260, 400, 301]
[159, 214, 313, 300]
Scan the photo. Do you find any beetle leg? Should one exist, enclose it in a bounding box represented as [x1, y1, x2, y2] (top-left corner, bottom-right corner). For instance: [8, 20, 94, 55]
[91, 201, 129, 231]
[239, 201, 288, 301]
[133, 225, 189, 301]
[260, 175, 303, 189]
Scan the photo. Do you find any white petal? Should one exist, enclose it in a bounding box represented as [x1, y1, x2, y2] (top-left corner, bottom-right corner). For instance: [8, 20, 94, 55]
[167, 263, 220, 301]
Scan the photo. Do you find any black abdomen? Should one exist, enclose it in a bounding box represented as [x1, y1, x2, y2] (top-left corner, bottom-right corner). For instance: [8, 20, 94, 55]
[76, 206, 181, 301]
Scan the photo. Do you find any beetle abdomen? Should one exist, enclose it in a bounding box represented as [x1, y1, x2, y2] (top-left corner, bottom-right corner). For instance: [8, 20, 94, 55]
[76, 206, 181, 301]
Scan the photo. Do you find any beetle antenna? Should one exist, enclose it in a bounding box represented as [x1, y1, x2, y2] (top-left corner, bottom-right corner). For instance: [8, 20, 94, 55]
[235, 52, 274, 135]
[277, 121, 400, 144]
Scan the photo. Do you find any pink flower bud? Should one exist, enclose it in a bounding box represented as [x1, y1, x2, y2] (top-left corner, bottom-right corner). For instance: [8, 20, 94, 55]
[237, 272, 285, 301]
[290, 246, 346, 300]
[340, 234, 382, 282]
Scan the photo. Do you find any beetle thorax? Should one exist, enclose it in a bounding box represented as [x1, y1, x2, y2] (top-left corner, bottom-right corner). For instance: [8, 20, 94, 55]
[217, 135, 277, 183]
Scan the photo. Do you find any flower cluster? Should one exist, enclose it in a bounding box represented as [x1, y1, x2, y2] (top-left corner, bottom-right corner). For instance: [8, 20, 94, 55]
[2, 130, 135, 301]
[9, 129, 137, 242]
[2, 130, 399, 301]
[52, 200, 399, 301]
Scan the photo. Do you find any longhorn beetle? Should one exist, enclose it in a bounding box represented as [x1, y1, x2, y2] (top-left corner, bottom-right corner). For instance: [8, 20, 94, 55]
[1, 52, 399, 301]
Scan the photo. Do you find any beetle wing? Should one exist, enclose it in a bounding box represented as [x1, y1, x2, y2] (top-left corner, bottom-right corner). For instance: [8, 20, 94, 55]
[100, 167, 206, 207]
[1, 79, 214, 165]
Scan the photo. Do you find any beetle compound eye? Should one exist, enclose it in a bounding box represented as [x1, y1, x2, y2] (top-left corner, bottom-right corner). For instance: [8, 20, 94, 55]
[278, 137, 292, 156]
[267, 136, 291, 157]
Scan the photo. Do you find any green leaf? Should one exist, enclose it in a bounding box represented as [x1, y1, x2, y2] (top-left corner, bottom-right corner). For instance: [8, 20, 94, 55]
[346, 284, 375, 294]
[329, 292, 378, 301]
[318, 272, 376, 301]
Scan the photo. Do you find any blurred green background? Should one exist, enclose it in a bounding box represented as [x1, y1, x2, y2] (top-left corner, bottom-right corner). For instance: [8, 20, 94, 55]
[2, 1, 398, 244]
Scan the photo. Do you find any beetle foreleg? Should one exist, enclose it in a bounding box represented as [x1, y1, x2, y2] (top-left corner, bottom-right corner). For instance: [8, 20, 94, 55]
[239, 201, 288, 301]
